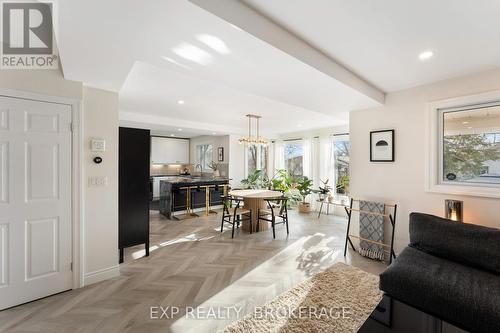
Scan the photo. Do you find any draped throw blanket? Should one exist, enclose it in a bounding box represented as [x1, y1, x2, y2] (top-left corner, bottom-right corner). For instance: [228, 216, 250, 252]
[358, 200, 385, 260]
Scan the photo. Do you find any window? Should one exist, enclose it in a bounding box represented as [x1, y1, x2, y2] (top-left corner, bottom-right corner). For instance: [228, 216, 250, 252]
[441, 103, 500, 186]
[195, 144, 213, 171]
[333, 135, 350, 194]
[247, 144, 268, 176]
[284, 141, 303, 177]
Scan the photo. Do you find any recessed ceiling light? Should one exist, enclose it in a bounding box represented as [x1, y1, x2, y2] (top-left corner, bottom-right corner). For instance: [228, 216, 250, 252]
[418, 50, 434, 60]
[170, 134, 176, 137]
[177, 128, 183, 131]
[172, 43, 213, 65]
[212, 132, 217, 135]
[177, 100, 185, 105]
[196, 34, 230, 54]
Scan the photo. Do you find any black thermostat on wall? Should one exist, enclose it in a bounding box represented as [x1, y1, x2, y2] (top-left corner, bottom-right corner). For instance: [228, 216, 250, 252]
[93, 156, 103, 164]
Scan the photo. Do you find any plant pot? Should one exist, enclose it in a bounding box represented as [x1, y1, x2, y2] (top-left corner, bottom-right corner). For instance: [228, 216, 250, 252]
[298, 202, 311, 213]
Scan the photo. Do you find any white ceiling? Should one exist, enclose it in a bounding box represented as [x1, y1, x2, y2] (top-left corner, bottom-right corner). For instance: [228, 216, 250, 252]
[120, 62, 345, 137]
[57, 0, 500, 136]
[57, 0, 379, 136]
[242, 0, 500, 92]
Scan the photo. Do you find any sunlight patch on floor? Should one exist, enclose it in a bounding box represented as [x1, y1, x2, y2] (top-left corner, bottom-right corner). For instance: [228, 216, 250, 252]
[131, 234, 216, 259]
[170, 232, 345, 333]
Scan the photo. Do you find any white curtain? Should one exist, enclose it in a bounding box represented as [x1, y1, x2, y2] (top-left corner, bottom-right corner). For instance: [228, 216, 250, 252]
[273, 140, 285, 171]
[302, 138, 312, 178]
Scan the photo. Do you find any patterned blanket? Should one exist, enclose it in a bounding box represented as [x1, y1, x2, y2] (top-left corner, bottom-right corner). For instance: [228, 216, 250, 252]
[358, 200, 385, 260]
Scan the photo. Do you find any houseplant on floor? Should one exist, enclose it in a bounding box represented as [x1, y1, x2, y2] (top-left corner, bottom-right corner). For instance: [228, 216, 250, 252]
[296, 176, 313, 213]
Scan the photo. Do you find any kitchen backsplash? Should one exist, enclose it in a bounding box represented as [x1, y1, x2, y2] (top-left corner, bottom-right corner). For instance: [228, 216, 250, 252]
[150, 163, 229, 176]
[150, 164, 192, 176]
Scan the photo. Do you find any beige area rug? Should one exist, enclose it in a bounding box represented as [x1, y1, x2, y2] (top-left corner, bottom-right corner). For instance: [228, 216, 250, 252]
[221, 263, 383, 333]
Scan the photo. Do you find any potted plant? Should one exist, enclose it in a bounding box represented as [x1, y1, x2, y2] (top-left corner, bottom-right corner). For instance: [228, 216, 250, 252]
[241, 169, 263, 189]
[336, 175, 350, 195]
[316, 179, 331, 201]
[296, 176, 313, 213]
[208, 161, 220, 177]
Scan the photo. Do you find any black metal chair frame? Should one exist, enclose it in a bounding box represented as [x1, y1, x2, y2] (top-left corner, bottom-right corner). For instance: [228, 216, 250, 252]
[220, 195, 252, 238]
[257, 196, 289, 239]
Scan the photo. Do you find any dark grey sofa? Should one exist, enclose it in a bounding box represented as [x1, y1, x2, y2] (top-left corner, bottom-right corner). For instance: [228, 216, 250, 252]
[379, 213, 500, 333]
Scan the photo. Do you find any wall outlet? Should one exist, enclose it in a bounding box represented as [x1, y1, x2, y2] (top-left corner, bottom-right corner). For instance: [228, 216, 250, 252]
[88, 176, 108, 187]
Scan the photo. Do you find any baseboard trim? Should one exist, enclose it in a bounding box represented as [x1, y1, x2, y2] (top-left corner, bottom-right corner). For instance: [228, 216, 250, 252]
[83, 265, 120, 286]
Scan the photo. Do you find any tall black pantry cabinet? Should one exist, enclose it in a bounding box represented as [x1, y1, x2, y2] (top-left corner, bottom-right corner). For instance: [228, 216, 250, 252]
[119, 127, 150, 263]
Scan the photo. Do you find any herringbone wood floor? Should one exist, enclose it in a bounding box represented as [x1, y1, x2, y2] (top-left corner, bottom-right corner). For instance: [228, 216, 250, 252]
[0, 209, 384, 333]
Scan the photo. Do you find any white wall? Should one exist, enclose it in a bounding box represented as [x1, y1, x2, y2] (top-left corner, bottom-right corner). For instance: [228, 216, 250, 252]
[350, 69, 500, 252]
[189, 135, 229, 165]
[228, 135, 245, 188]
[82, 87, 119, 284]
[0, 69, 119, 286]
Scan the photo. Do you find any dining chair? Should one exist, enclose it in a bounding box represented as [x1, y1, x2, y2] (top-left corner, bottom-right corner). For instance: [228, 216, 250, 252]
[220, 195, 253, 238]
[257, 196, 289, 239]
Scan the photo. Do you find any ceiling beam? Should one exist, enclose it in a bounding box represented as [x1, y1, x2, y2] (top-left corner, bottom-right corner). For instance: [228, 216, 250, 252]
[188, 0, 385, 104]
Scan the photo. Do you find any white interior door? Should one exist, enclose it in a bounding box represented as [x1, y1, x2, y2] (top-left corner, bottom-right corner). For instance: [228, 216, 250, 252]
[0, 96, 72, 310]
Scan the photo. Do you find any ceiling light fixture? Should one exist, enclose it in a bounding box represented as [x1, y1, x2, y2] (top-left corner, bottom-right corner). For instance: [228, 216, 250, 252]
[172, 43, 213, 65]
[418, 50, 434, 60]
[238, 114, 268, 146]
[178, 128, 183, 131]
[196, 34, 230, 54]
[177, 100, 185, 105]
[171, 134, 176, 137]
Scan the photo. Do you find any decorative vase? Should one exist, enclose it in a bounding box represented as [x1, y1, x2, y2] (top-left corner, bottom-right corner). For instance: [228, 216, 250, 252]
[214, 170, 220, 177]
[328, 195, 334, 203]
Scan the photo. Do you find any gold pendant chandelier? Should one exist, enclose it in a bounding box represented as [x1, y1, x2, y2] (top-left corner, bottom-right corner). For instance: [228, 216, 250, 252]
[238, 114, 268, 145]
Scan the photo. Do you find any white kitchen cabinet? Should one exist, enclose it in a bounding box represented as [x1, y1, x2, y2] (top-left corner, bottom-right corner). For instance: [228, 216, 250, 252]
[151, 136, 189, 164]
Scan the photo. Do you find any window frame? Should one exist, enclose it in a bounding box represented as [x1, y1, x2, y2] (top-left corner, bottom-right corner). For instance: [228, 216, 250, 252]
[426, 90, 500, 198]
[244, 144, 268, 177]
[283, 139, 304, 177]
[195, 144, 213, 172]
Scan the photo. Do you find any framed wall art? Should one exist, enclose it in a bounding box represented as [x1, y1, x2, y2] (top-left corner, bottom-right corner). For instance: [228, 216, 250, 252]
[370, 129, 395, 162]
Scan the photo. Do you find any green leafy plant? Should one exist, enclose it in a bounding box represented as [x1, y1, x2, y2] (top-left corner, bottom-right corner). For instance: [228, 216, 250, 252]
[336, 175, 350, 194]
[241, 169, 264, 189]
[313, 179, 331, 201]
[296, 176, 313, 204]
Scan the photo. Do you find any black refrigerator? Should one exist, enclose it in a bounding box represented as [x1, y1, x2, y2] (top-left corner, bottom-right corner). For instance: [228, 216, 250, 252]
[119, 127, 150, 263]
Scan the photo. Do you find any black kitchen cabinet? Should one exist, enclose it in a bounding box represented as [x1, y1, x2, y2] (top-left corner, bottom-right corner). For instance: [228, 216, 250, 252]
[119, 127, 150, 263]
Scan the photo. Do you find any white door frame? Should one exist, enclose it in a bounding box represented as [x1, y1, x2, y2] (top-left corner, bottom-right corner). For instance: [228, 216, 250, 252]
[0, 88, 84, 289]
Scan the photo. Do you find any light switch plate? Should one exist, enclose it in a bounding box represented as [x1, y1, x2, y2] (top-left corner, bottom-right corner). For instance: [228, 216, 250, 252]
[88, 176, 108, 187]
[91, 138, 106, 152]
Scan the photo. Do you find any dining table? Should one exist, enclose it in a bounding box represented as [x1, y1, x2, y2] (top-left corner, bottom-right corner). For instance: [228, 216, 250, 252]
[227, 189, 284, 233]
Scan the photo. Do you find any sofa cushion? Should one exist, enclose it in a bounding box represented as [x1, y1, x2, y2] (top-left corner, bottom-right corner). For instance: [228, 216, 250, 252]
[380, 247, 500, 333]
[409, 212, 500, 274]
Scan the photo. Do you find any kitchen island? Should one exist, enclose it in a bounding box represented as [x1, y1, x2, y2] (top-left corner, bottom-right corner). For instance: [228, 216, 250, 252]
[159, 176, 230, 219]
